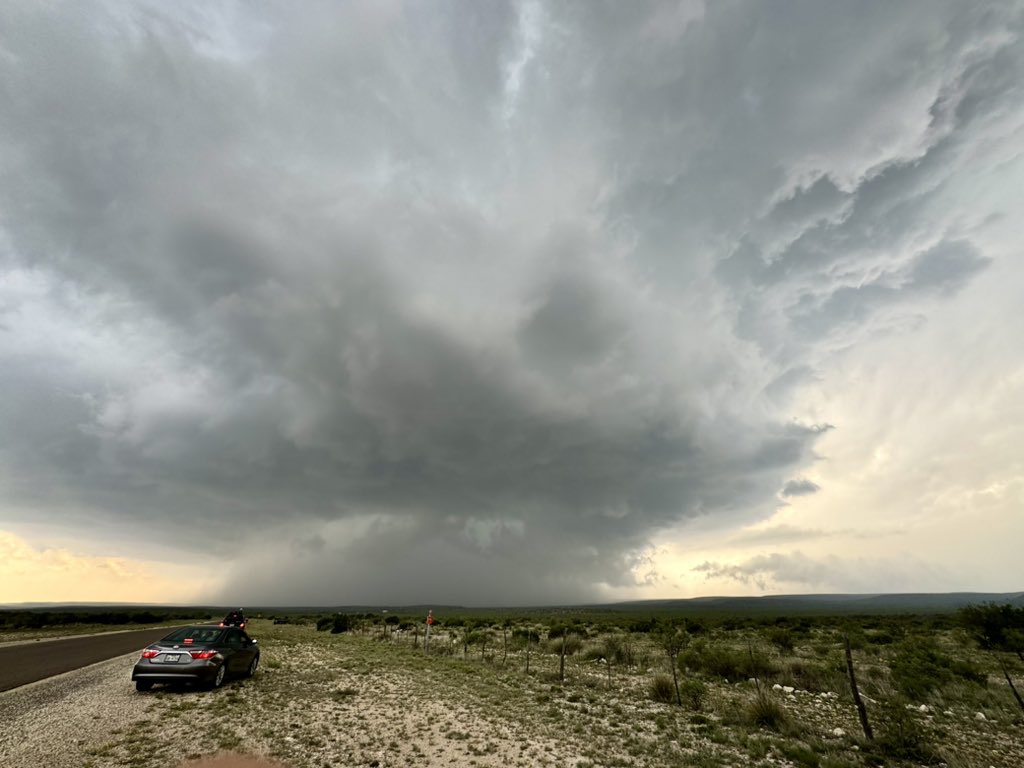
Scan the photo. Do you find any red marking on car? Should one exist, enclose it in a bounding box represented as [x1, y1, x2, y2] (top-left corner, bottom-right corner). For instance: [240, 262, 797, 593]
[141, 649, 159, 658]
[189, 650, 217, 660]
[184, 638, 193, 645]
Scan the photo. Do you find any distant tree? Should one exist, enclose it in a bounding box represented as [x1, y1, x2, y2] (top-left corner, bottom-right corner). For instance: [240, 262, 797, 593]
[330, 614, 353, 634]
[654, 622, 689, 706]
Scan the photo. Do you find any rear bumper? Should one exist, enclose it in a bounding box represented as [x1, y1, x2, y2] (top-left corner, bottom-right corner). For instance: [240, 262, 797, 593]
[131, 660, 222, 684]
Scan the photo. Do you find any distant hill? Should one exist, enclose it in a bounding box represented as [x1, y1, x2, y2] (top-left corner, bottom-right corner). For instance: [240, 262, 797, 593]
[2, 592, 1021, 616]
[593, 592, 1024, 616]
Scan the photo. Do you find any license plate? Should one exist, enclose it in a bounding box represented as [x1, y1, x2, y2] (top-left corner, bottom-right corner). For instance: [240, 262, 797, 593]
[164, 654, 180, 662]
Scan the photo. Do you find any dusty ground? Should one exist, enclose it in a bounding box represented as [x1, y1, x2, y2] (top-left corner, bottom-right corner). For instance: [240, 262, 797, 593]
[183, 757, 286, 768]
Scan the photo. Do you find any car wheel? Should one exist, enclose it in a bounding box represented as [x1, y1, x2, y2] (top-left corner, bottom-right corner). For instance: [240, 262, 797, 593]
[135, 680, 153, 692]
[245, 653, 260, 678]
[208, 664, 226, 689]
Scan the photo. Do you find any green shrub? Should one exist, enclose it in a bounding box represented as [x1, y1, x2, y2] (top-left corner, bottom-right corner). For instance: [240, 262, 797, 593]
[649, 674, 676, 704]
[679, 678, 708, 711]
[778, 741, 821, 767]
[745, 692, 789, 731]
[766, 628, 795, 653]
[627, 617, 658, 634]
[780, 659, 844, 693]
[545, 634, 583, 655]
[890, 637, 986, 699]
[681, 641, 777, 682]
[317, 613, 353, 634]
[512, 628, 540, 644]
[868, 700, 942, 765]
[866, 629, 898, 645]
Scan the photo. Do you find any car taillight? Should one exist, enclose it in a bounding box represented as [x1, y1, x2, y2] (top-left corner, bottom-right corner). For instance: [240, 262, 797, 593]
[189, 650, 217, 660]
[141, 649, 160, 659]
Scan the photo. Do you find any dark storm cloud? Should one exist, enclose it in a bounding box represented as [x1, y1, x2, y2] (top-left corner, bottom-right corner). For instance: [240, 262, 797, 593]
[780, 479, 820, 498]
[1, 1, 1021, 603]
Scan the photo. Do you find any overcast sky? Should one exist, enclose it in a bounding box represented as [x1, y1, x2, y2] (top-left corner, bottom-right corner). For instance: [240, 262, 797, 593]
[2, 0, 1022, 606]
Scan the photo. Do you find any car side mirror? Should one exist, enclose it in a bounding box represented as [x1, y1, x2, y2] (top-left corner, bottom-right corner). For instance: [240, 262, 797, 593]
[250, 638, 257, 644]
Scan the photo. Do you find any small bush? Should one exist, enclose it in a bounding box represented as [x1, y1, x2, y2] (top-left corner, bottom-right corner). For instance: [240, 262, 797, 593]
[679, 678, 708, 710]
[780, 659, 844, 693]
[512, 628, 541, 644]
[330, 614, 354, 634]
[778, 742, 821, 767]
[745, 692, 789, 731]
[545, 634, 583, 655]
[649, 674, 677, 704]
[682, 641, 777, 682]
[868, 700, 942, 765]
[866, 629, 898, 645]
[890, 637, 986, 699]
[766, 628, 795, 653]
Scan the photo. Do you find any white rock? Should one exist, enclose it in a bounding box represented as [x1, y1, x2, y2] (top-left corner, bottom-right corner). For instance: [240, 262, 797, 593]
[772, 683, 783, 691]
[975, 712, 986, 721]
[782, 686, 794, 694]
[918, 704, 928, 712]
[831, 728, 845, 737]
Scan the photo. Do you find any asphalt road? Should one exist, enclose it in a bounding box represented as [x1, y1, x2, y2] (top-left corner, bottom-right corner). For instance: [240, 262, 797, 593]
[0, 627, 176, 693]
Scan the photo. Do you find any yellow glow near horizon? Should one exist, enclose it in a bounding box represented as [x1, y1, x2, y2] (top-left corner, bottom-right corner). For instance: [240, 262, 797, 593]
[0, 530, 213, 604]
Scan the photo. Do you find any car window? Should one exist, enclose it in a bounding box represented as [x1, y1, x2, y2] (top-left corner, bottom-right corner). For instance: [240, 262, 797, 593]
[226, 629, 244, 646]
[164, 627, 223, 644]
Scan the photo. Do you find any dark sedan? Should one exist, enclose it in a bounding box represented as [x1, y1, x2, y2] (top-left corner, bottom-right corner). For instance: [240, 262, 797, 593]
[131, 624, 259, 691]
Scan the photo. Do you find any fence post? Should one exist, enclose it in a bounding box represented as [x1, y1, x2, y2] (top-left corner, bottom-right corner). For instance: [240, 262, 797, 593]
[844, 634, 873, 741]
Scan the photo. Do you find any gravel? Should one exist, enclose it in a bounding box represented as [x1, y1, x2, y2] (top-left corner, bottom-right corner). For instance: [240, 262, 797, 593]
[0, 653, 146, 768]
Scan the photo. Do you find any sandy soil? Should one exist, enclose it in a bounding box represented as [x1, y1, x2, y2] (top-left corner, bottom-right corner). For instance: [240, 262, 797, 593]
[181, 756, 287, 768]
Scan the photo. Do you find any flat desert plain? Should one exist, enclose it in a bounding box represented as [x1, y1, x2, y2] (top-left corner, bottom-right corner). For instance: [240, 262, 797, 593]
[0, 620, 1020, 768]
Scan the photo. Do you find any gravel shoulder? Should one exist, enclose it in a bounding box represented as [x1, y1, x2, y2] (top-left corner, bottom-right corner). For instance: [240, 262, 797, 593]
[0, 652, 148, 768]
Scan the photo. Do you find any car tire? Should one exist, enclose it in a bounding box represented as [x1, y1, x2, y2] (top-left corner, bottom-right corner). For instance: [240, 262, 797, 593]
[245, 654, 260, 678]
[208, 664, 226, 690]
[135, 680, 153, 692]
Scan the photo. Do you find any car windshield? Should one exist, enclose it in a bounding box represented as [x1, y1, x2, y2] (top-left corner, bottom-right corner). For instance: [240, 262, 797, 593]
[161, 627, 223, 644]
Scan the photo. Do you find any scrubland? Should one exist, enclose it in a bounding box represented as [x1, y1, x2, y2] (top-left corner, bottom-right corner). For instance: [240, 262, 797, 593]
[23, 611, 1018, 768]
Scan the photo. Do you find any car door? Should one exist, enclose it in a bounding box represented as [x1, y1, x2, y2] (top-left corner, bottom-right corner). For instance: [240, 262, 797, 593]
[239, 630, 257, 667]
[224, 629, 247, 673]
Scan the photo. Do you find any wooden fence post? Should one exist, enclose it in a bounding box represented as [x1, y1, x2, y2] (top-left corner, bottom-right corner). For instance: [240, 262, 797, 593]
[844, 634, 873, 741]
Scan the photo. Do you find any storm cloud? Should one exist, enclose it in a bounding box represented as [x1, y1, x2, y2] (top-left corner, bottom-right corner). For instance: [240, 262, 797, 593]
[1, 1, 1021, 604]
